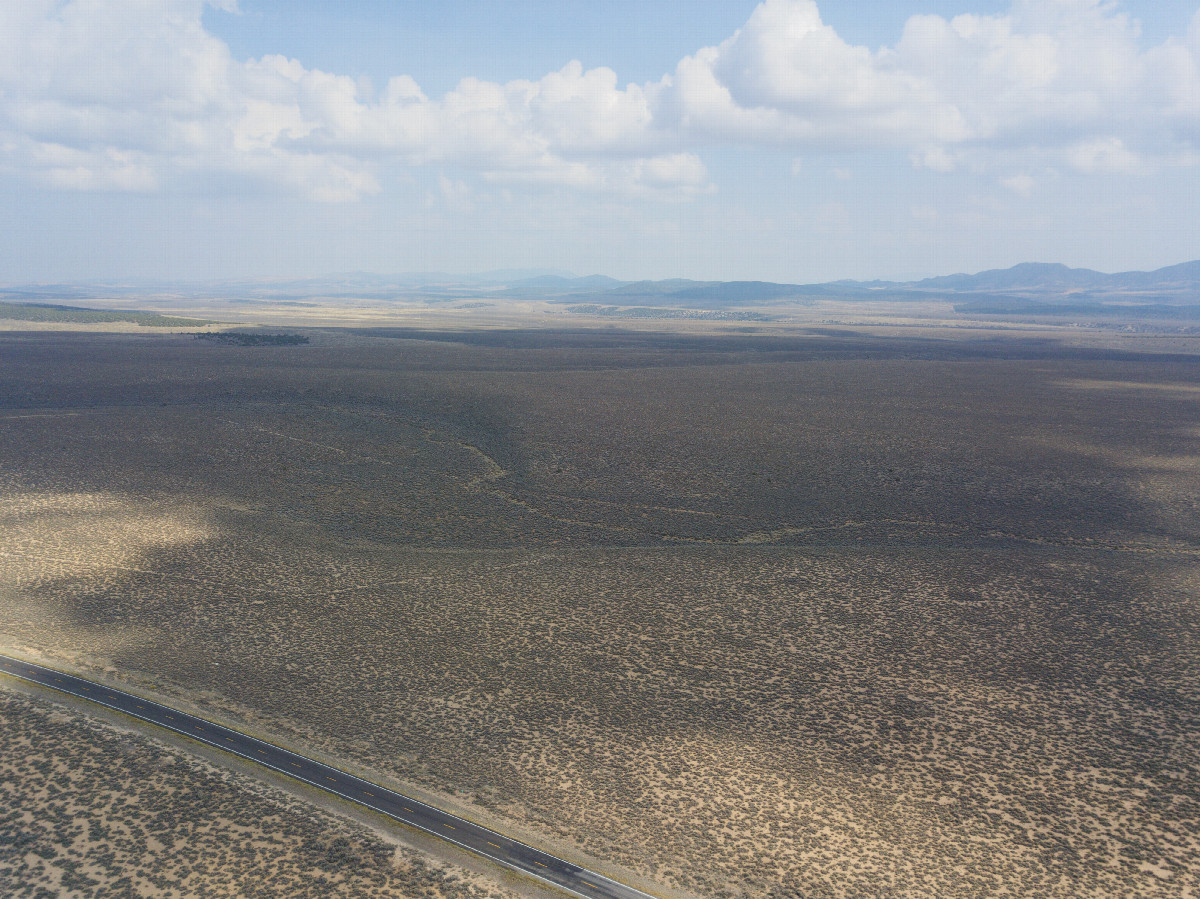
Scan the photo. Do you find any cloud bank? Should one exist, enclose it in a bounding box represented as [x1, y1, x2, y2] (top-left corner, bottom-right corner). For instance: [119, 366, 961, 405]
[2, 0, 1198, 201]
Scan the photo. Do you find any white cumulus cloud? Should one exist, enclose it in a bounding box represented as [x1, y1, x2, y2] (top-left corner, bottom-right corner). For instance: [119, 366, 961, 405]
[0, 0, 1197, 202]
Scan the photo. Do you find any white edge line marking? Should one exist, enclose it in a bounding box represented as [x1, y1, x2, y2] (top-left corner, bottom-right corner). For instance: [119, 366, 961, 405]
[0, 660, 656, 899]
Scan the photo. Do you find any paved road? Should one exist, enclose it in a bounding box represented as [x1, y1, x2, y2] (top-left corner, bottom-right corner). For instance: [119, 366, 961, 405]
[0, 654, 658, 899]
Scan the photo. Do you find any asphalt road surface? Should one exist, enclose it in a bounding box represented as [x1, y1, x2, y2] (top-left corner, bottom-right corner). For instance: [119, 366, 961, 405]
[0, 654, 659, 899]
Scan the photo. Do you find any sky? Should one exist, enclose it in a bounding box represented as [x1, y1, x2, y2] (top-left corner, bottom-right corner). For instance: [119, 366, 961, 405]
[1, 0, 1199, 283]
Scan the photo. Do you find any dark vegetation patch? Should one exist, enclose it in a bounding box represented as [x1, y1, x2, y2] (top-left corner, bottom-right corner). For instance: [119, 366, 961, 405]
[0, 301, 213, 327]
[343, 325, 1200, 367]
[195, 331, 310, 346]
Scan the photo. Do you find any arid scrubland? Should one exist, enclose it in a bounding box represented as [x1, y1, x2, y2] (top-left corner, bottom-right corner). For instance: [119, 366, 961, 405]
[0, 688, 517, 899]
[1, 324, 1199, 897]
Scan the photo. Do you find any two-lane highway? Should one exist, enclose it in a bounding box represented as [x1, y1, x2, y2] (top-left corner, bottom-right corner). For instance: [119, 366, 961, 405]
[0, 654, 658, 899]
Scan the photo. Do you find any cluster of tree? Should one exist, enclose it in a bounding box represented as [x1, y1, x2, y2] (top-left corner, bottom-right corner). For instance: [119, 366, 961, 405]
[194, 331, 310, 346]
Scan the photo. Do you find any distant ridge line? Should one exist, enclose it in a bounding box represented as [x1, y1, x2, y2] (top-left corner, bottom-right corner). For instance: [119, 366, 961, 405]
[3, 259, 1199, 308]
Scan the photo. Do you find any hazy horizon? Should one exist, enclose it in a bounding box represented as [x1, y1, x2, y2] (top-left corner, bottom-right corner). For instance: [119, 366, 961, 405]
[5, 257, 1200, 293]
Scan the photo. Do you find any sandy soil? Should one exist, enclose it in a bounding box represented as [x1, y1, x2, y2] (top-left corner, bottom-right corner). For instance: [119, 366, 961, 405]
[0, 687, 520, 898]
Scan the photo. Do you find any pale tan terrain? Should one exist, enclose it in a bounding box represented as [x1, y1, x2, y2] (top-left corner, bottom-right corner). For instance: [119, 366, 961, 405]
[1, 321, 1199, 897]
[0, 687, 517, 899]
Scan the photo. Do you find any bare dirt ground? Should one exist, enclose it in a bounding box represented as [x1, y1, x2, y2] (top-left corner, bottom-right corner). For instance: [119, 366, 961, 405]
[1, 319, 1199, 897]
[0, 687, 518, 899]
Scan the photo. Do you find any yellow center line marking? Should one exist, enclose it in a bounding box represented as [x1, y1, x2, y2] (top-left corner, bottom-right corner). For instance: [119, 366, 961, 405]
[326, 776, 336, 782]
[487, 841, 501, 848]
[257, 750, 266, 755]
[536, 861, 549, 868]
[443, 824, 455, 829]
[403, 807, 415, 813]
[136, 705, 144, 709]
[291, 763, 301, 768]
[362, 791, 374, 797]
[225, 738, 234, 743]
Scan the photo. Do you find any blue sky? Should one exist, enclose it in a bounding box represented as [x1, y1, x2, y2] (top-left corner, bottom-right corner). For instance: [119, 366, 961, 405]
[2, 0, 1199, 283]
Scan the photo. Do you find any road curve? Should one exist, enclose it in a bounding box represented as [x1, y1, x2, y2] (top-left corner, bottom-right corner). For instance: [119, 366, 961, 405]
[0, 654, 659, 899]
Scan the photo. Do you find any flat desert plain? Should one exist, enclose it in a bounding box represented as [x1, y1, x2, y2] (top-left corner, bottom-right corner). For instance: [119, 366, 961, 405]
[1, 320, 1198, 897]
[0, 686, 518, 899]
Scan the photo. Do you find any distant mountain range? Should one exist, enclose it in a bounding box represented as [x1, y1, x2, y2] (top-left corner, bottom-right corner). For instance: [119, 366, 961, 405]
[495, 260, 1200, 311]
[3, 261, 1199, 318]
[911, 260, 1200, 293]
[507, 278, 826, 309]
